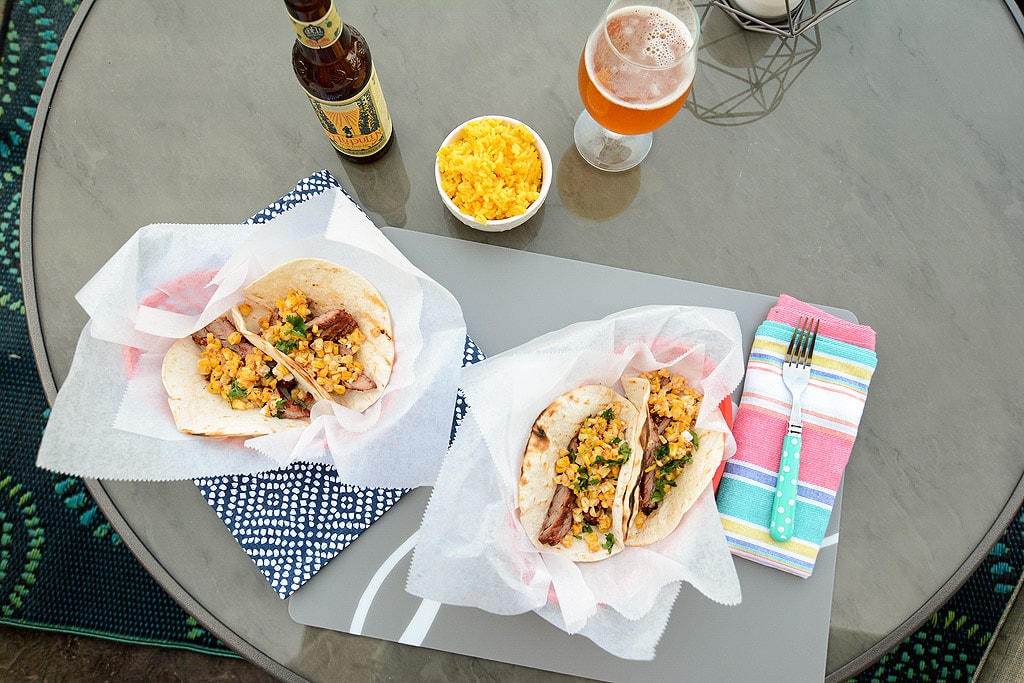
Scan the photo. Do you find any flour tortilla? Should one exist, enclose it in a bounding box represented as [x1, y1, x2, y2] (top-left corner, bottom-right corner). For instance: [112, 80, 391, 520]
[621, 376, 726, 547]
[231, 258, 394, 413]
[161, 336, 310, 437]
[518, 385, 644, 562]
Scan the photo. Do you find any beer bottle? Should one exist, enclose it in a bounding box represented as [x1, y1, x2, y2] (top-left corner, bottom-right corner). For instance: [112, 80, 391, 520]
[284, 0, 394, 163]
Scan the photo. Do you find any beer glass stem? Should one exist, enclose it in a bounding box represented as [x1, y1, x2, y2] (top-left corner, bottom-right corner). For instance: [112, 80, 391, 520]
[573, 110, 653, 172]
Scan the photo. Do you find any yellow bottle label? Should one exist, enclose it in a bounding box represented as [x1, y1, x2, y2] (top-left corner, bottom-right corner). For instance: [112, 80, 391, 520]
[306, 67, 393, 158]
[290, 1, 343, 49]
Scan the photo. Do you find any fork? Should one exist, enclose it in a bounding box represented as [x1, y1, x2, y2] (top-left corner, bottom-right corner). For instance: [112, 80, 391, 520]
[769, 316, 820, 543]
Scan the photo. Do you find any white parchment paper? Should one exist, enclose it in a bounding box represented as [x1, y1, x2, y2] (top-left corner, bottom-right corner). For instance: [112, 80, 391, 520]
[36, 189, 467, 488]
[406, 305, 745, 659]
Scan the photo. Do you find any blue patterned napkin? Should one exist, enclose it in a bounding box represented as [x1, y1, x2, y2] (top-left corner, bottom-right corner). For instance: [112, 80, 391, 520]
[194, 171, 485, 598]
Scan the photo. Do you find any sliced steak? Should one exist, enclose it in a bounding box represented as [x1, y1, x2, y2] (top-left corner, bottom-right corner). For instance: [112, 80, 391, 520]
[191, 317, 256, 356]
[638, 413, 661, 516]
[538, 484, 576, 546]
[308, 308, 358, 341]
[274, 381, 311, 419]
[275, 397, 311, 420]
[343, 373, 377, 391]
[655, 416, 671, 435]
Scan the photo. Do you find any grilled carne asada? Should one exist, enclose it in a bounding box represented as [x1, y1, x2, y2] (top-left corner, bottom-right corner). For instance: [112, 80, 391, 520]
[538, 484, 576, 546]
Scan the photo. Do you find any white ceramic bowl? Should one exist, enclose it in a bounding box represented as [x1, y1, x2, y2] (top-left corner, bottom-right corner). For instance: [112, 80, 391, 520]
[435, 115, 552, 232]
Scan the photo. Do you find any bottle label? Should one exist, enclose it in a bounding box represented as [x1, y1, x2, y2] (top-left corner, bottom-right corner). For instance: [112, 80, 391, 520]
[306, 67, 394, 158]
[290, 1, 343, 49]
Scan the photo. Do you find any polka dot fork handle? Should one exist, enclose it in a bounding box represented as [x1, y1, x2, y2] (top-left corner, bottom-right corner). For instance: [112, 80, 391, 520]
[770, 317, 819, 543]
[771, 435, 802, 542]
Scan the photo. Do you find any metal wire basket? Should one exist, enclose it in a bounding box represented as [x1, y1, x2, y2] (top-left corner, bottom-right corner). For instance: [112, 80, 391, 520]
[711, 0, 860, 38]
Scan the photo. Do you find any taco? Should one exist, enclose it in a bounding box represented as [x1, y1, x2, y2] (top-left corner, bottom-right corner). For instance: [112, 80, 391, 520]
[518, 385, 643, 562]
[621, 369, 726, 547]
[231, 258, 395, 413]
[162, 315, 313, 437]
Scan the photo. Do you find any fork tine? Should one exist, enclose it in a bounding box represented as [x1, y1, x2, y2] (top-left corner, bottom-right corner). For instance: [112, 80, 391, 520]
[799, 318, 820, 366]
[785, 316, 804, 364]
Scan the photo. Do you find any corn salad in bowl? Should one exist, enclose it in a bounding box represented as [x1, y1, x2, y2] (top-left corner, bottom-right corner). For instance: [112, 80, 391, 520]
[435, 115, 552, 232]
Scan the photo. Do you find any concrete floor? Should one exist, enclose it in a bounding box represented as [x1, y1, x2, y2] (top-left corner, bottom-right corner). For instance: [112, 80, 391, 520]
[0, 623, 279, 682]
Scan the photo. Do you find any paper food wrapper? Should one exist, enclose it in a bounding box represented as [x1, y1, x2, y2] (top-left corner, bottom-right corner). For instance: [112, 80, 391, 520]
[36, 188, 467, 488]
[407, 305, 745, 659]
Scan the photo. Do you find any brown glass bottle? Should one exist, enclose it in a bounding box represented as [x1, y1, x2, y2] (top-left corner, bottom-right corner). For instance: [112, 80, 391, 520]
[284, 0, 394, 163]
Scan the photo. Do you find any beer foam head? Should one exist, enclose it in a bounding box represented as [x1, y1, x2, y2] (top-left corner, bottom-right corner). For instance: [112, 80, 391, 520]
[608, 6, 693, 68]
[642, 11, 690, 66]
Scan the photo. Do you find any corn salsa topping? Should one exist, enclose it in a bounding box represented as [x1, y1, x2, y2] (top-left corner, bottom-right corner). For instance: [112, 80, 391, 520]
[197, 334, 309, 417]
[258, 289, 367, 397]
[553, 403, 632, 552]
[633, 369, 702, 529]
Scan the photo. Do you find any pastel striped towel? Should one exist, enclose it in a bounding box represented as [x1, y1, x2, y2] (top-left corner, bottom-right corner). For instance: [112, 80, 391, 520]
[716, 295, 877, 578]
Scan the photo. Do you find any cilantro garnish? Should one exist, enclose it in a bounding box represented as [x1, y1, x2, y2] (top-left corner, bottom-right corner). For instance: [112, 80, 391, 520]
[602, 533, 615, 554]
[594, 453, 628, 467]
[226, 381, 247, 400]
[600, 408, 616, 421]
[274, 338, 299, 353]
[285, 314, 309, 338]
[652, 475, 679, 504]
[652, 480, 668, 504]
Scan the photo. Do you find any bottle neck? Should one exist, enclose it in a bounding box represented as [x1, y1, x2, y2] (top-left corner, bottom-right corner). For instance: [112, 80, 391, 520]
[287, 0, 344, 49]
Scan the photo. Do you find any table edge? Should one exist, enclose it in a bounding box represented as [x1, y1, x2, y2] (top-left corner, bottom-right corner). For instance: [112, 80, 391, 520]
[1005, 0, 1024, 35]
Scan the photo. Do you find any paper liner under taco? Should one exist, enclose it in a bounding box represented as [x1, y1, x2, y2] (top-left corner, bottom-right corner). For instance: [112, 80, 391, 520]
[161, 336, 310, 437]
[518, 385, 644, 562]
[231, 258, 395, 414]
[621, 376, 726, 547]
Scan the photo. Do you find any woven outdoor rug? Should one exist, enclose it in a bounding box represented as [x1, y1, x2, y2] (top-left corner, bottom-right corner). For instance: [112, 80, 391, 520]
[2, 1, 1023, 679]
[0, 0, 232, 656]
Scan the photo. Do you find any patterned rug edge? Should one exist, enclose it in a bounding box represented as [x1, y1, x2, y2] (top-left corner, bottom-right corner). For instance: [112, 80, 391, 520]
[0, 0, 232, 656]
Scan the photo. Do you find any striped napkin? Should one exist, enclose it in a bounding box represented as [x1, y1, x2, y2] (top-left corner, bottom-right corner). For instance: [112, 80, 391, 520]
[716, 295, 877, 577]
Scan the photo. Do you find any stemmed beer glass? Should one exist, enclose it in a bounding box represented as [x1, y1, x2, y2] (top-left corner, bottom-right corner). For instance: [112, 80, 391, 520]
[575, 0, 701, 172]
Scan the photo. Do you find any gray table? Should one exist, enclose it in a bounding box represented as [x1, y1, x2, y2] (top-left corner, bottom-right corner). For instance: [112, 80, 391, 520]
[21, 0, 1024, 680]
